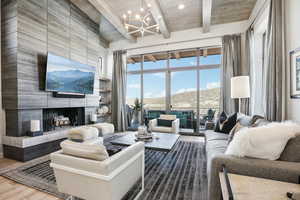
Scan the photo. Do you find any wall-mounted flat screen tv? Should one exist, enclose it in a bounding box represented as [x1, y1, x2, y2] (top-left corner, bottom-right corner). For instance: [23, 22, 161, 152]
[45, 53, 95, 94]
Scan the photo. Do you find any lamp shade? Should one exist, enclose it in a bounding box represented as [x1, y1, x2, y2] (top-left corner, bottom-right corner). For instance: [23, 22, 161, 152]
[231, 76, 250, 99]
[30, 120, 40, 132]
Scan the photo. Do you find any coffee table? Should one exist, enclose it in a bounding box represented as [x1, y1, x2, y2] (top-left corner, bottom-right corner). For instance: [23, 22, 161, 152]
[110, 132, 180, 152]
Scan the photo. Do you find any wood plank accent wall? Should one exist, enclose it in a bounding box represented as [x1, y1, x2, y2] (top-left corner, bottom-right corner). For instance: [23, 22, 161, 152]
[1, 0, 104, 136]
[2, 0, 102, 109]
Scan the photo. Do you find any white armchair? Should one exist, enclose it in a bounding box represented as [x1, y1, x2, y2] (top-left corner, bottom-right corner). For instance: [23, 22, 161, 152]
[149, 114, 180, 134]
[50, 142, 145, 200]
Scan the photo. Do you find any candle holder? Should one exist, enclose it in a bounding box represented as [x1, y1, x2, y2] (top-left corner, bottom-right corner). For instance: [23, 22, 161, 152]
[27, 120, 43, 137]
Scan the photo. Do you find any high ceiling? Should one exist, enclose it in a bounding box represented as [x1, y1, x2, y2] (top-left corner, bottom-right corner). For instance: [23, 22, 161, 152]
[72, 0, 257, 45]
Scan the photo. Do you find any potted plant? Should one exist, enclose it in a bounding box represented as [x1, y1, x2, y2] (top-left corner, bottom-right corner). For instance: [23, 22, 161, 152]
[131, 98, 142, 126]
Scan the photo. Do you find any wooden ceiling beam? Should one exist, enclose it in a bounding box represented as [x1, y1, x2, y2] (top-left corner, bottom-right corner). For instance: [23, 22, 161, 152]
[174, 52, 181, 59]
[146, 54, 157, 62]
[87, 0, 136, 42]
[127, 57, 135, 64]
[144, 0, 170, 38]
[202, 0, 212, 33]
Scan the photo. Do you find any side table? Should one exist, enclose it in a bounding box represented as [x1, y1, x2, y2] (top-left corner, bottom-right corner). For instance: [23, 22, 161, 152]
[219, 166, 300, 200]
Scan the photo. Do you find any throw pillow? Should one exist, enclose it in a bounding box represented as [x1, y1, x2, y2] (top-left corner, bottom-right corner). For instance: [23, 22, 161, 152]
[215, 112, 237, 134]
[61, 140, 109, 161]
[227, 122, 246, 144]
[68, 127, 99, 142]
[157, 119, 173, 127]
[279, 133, 300, 162]
[225, 121, 300, 160]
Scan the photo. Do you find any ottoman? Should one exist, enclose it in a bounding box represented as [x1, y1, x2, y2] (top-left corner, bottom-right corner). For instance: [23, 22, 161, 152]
[91, 123, 115, 136]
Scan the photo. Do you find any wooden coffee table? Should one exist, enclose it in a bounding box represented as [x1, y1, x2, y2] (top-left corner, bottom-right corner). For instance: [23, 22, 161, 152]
[110, 132, 180, 152]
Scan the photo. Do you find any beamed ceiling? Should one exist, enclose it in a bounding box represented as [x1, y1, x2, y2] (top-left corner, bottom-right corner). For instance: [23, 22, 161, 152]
[72, 0, 257, 44]
[127, 47, 222, 63]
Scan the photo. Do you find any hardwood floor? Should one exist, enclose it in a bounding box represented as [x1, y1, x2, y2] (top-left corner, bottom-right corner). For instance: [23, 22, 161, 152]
[0, 158, 61, 200]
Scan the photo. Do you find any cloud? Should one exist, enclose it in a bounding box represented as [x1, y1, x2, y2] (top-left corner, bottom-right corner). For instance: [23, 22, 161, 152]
[128, 83, 140, 89]
[144, 90, 165, 98]
[175, 88, 196, 94]
[206, 82, 220, 89]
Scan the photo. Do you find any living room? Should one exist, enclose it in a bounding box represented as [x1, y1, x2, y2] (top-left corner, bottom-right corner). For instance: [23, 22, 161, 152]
[0, 0, 300, 200]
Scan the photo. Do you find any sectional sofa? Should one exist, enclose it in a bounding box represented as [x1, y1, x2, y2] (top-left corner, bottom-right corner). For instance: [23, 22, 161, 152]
[204, 115, 300, 200]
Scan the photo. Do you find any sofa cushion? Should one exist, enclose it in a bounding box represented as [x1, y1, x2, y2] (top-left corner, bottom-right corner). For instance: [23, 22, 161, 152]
[160, 114, 177, 120]
[237, 113, 253, 126]
[279, 133, 300, 162]
[157, 119, 173, 127]
[206, 139, 228, 176]
[215, 112, 237, 134]
[61, 140, 109, 161]
[205, 130, 229, 142]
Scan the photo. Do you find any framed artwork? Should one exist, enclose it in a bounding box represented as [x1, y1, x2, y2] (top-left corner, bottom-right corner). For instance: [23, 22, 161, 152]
[290, 48, 300, 98]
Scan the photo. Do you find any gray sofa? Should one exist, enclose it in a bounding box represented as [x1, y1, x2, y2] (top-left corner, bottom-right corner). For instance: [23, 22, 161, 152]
[204, 115, 300, 200]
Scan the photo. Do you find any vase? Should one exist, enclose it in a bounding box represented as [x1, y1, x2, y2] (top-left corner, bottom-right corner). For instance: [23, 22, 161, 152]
[131, 111, 141, 128]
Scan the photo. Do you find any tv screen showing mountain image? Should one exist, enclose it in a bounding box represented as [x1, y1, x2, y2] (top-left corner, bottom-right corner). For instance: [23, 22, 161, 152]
[46, 53, 95, 94]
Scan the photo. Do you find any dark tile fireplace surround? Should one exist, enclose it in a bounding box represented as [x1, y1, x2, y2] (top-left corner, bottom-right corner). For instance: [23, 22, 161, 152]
[43, 107, 85, 132]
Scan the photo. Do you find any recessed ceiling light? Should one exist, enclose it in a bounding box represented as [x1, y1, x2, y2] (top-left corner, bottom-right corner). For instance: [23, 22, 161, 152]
[147, 3, 152, 7]
[178, 4, 185, 10]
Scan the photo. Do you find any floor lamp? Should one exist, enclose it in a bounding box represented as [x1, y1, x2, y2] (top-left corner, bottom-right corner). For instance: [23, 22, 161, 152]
[231, 76, 250, 113]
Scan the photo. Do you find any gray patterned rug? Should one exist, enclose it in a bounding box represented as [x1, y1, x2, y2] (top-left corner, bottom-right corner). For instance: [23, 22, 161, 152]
[0, 139, 207, 200]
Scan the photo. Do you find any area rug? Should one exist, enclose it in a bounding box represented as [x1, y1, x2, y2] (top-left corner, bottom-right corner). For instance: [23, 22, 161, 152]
[0, 139, 207, 200]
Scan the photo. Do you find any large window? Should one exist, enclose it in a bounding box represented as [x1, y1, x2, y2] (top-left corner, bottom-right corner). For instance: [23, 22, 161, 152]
[126, 48, 221, 133]
[143, 72, 166, 110]
[126, 74, 141, 106]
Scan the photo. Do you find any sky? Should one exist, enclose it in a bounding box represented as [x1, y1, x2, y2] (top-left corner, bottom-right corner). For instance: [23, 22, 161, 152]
[127, 55, 221, 99]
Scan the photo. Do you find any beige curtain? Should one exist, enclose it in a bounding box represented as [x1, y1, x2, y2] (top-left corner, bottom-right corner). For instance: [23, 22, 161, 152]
[264, 0, 286, 121]
[111, 50, 128, 131]
[244, 28, 254, 115]
[221, 34, 242, 114]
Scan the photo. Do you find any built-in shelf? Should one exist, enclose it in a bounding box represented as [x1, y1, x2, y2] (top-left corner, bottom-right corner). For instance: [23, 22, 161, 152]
[97, 112, 112, 117]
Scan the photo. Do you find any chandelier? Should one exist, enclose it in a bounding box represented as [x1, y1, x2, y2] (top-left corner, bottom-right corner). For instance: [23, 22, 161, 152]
[122, 0, 159, 37]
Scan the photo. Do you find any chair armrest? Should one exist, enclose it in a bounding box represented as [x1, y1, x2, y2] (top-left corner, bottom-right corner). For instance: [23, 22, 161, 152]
[102, 142, 145, 174]
[208, 154, 300, 200]
[172, 119, 180, 134]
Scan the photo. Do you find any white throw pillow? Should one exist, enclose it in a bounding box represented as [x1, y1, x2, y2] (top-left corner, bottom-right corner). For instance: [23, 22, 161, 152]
[61, 140, 109, 161]
[68, 127, 99, 142]
[225, 121, 300, 160]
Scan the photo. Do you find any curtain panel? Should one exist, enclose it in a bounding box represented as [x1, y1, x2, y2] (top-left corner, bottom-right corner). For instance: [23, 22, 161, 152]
[264, 0, 286, 121]
[112, 50, 128, 131]
[221, 34, 242, 114]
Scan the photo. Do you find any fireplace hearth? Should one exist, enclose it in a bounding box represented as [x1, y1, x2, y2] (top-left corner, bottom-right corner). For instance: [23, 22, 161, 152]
[43, 108, 85, 132]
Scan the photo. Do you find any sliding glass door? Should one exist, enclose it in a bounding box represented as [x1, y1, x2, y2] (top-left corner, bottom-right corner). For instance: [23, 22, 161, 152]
[126, 48, 221, 133]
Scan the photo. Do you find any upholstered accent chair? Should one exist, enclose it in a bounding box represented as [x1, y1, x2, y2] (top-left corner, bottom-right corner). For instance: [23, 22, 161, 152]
[149, 114, 180, 134]
[50, 142, 145, 200]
